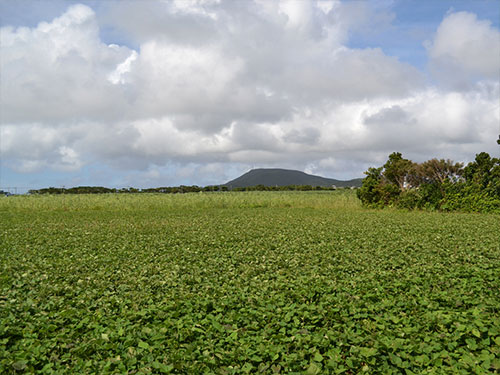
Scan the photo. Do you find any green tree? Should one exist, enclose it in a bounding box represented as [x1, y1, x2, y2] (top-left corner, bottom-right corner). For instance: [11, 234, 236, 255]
[356, 167, 383, 206]
[463, 152, 498, 188]
[382, 152, 416, 191]
[417, 159, 463, 185]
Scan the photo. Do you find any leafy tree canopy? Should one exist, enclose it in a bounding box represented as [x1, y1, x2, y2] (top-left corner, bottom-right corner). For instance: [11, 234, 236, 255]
[357, 152, 500, 213]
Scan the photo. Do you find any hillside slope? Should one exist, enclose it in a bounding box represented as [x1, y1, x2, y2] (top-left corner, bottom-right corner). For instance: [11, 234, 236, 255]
[224, 168, 362, 188]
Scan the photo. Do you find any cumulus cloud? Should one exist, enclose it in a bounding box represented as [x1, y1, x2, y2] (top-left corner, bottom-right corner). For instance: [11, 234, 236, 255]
[0, 2, 499, 186]
[0, 123, 84, 172]
[427, 11, 500, 89]
[0, 5, 138, 126]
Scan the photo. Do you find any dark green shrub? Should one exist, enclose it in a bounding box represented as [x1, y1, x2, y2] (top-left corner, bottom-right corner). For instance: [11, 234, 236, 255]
[358, 152, 500, 213]
[396, 190, 421, 209]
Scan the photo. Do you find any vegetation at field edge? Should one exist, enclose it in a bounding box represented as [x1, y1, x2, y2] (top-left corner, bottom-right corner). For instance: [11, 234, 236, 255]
[357, 152, 500, 213]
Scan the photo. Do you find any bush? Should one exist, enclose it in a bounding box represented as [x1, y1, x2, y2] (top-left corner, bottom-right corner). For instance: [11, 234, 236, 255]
[358, 152, 500, 213]
[396, 190, 421, 210]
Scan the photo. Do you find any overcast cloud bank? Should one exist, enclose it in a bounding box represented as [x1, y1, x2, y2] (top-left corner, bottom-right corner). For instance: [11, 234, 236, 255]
[1, 0, 499, 187]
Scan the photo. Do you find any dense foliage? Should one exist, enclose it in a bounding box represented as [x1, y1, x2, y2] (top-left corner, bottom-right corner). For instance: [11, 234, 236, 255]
[1, 192, 499, 374]
[28, 185, 341, 195]
[27, 186, 219, 195]
[357, 152, 500, 212]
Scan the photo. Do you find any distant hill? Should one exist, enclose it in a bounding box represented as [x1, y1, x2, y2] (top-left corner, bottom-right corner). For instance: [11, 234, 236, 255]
[224, 168, 363, 189]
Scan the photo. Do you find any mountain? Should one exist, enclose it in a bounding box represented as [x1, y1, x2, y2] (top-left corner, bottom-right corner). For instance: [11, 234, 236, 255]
[224, 168, 363, 188]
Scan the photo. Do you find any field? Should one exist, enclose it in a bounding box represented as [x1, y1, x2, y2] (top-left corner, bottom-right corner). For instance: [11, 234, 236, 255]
[1, 191, 499, 374]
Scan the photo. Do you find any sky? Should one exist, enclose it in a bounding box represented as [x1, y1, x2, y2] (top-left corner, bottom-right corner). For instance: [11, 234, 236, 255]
[1, 0, 499, 191]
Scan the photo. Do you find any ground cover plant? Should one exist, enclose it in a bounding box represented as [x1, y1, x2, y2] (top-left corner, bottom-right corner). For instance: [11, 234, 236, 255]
[1, 191, 499, 374]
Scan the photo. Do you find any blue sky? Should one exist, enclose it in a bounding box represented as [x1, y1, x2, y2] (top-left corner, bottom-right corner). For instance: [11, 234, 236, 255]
[349, 1, 500, 69]
[1, 0, 499, 192]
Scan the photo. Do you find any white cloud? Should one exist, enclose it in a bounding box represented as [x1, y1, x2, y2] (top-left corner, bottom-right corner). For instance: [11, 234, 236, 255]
[171, 0, 222, 19]
[316, 1, 337, 15]
[279, 0, 314, 30]
[428, 11, 500, 88]
[57, 146, 83, 171]
[0, 4, 133, 124]
[0, 3, 499, 186]
[0, 123, 84, 172]
[108, 50, 138, 84]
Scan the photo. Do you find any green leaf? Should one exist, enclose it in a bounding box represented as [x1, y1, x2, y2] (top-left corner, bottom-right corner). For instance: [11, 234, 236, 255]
[250, 355, 262, 362]
[138, 341, 149, 349]
[152, 361, 174, 373]
[12, 361, 27, 371]
[241, 362, 253, 373]
[359, 347, 377, 357]
[313, 352, 324, 362]
[390, 353, 403, 367]
[471, 328, 481, 338]
[306, 362, 321, 375]
[465, 338, 477, 350]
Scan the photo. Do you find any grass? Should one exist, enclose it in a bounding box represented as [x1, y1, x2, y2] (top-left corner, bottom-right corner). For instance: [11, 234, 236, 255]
[1, 191, 499, 374]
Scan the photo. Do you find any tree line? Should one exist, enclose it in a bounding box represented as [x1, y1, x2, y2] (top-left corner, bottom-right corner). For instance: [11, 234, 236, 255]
[27, 184, 341, 195]
[28, 185, 226, 195]
[357, 152, 500, 212]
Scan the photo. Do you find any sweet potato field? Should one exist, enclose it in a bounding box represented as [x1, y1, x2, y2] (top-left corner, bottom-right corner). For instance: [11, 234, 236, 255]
[1, 192, 499, 374]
